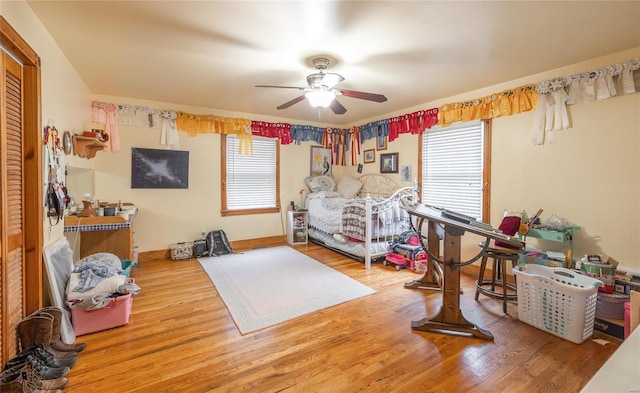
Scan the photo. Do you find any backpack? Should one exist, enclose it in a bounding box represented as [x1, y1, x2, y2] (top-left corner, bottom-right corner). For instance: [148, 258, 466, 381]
[206, 230, 233, 257]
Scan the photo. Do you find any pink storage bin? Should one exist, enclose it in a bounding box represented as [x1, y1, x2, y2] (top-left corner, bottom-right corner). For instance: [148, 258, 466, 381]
[70, 292, 133, 336]
[69, 278, 135, 336]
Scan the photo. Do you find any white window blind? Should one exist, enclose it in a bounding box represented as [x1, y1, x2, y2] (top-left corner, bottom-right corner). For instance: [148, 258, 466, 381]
[226, 135, 277, 210]
[421, 121, 484, 220]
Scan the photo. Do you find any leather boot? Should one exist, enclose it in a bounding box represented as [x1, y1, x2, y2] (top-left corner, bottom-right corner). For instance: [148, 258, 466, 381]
[17, 314, 77, 359]
[16, 345, 77, 368]
[0, 363, 67, 390]
[36, 307, 86, 352]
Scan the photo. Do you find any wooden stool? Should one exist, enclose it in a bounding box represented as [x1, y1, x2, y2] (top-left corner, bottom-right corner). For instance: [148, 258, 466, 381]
[475, 242, 520, 313]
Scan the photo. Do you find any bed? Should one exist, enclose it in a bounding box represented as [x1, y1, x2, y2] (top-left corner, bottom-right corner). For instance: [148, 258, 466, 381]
[304, 173, 418, 269]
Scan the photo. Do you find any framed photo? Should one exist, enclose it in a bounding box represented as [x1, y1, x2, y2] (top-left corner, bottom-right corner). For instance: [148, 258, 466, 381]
[363, 149, 375, 163]
[376, 135, 387, 150]
[380, 153, 398, 174]
[131, 148, 189, 189]
[400, 165, 412, 182]
[310, 146, 331, 176]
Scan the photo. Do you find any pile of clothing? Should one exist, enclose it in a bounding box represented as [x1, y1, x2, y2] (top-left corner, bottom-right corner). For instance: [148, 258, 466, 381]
[66, 253, 140, 310]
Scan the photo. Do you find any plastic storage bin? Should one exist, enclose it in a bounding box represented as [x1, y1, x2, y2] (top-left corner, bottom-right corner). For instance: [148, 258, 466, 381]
[595, 291, 630, 319]
[513, 264, 602, 344]
[69, 278, 135, 336]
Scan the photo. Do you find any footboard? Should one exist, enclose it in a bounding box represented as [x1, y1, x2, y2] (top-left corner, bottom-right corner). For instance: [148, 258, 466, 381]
[363, 185, 417, 268]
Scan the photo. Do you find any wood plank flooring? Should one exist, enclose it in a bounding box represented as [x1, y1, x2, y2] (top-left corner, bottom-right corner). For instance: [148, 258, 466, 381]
[54, 243, 619, 393]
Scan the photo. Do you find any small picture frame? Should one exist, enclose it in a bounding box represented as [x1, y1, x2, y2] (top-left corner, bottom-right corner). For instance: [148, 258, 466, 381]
[380, 153, 398, 174]
[363, 149, 375, 163]
[400, 165, 412, 182]
[310, 146, 332, 177]
[376, 136, 387, 150]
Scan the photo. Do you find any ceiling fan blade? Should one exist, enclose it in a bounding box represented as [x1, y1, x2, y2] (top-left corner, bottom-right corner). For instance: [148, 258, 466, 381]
[255, 85, 307, 91]
[276, 95, 306, 110]
[337, 89, 388, 103]
[329, 99, 347, 115]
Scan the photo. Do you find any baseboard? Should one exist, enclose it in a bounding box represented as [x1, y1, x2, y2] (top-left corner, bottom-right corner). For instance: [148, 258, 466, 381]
[139, 235, 286, 263]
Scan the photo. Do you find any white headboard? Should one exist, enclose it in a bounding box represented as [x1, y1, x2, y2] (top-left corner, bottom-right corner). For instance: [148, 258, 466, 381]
[356, 174, 404, 198]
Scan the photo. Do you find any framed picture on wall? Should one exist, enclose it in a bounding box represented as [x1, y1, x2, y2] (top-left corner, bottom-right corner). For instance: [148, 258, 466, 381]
[376, 136, 387, 150]
[310, 146, 332, 176]
[363, 149, 375, 163]
[380, 153, 398, 174]
[131, 148, 189, 189]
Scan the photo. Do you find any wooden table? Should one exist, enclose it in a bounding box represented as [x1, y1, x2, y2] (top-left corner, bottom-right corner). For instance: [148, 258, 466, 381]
[405, 203, 522, 340]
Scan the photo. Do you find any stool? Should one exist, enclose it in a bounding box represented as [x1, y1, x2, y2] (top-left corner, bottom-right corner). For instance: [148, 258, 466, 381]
[475, 242, 520, 313]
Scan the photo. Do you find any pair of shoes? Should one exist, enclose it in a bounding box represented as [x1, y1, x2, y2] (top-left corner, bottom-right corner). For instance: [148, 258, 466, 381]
[33, 307, 87, 353]
[0, 362, 67, 392]
[15, 345, 77, 368]
[3, 351, 68, 381]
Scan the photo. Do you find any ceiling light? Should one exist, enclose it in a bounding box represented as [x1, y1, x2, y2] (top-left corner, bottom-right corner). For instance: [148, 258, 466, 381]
[305, 89, 335, 108]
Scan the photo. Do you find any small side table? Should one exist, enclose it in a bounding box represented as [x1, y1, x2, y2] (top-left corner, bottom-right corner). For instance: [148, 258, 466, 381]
[286, 210, 308, 245]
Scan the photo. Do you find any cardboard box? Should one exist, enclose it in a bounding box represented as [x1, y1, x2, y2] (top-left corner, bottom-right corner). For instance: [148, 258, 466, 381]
[593, 316, 625, 340]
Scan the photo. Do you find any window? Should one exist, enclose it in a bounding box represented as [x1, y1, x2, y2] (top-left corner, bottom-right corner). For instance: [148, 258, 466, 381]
[221, 134, 280, 216]
[419, 120, 491, 221]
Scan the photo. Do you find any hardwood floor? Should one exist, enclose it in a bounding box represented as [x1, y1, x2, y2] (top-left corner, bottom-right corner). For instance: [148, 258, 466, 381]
[55, 243, 619, 393]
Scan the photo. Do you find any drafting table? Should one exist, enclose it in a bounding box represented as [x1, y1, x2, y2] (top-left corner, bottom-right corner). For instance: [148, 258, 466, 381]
[405, 203, 523, 340]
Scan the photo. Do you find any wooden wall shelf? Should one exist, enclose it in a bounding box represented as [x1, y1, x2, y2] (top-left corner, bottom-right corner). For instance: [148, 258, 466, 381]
[72, 135, 106, 158]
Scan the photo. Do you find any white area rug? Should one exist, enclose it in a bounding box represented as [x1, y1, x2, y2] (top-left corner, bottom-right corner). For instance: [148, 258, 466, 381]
[197, 246, 376, 335]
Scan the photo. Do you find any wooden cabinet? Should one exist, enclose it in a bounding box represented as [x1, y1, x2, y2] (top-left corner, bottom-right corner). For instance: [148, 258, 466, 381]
[287, 210, 308, 245]
[64, 208, 137, 260]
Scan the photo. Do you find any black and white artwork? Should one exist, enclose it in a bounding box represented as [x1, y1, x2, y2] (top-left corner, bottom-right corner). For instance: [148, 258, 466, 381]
[131, 148, 189, 189]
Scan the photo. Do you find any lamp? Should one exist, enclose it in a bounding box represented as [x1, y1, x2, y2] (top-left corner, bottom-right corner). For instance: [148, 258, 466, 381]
[305, 88, 335, 108]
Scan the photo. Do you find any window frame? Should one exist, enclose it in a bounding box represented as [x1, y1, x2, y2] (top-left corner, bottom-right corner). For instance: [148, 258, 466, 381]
[418, 119, 492, 222]
[221, 134, 281, 217]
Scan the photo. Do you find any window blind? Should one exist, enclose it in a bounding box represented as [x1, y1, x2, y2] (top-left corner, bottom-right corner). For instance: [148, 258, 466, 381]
[421, 121, 484, 220]
[226, 135, 277, 210]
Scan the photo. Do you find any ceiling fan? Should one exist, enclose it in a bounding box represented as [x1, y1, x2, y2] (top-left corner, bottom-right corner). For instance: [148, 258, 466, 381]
[255, 57, 387, 115]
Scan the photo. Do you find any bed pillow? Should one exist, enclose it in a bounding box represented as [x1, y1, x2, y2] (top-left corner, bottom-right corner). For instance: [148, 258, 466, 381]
[304, 175, 336, 193]
[337, 174, 363, 198]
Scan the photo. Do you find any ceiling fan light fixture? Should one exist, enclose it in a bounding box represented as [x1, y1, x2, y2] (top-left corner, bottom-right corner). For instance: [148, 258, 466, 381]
[305, 89, 335, 108]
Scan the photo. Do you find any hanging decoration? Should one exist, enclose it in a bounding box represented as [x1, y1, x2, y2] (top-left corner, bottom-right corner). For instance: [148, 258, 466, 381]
[94, 57, 638, 164]
[359, 119, 389, 143]
[437, 84, 538, 127]
[532, 57, 639, 144]
[91, 101, 120, 152]
[159, 110, 179, 149]
[290, 125, 325, 145]
[388, 108, 439, 142]
[250, 121, 293, 145]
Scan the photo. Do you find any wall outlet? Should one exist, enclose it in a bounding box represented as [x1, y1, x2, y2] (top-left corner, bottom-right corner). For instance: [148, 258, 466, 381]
[201, 230, 206, 238]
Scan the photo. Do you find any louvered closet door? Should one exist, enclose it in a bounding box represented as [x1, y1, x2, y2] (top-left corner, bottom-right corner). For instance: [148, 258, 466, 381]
[1, 51, 26, 358]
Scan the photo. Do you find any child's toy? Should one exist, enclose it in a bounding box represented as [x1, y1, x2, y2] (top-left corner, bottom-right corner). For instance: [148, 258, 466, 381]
[384, 253, 411, 270]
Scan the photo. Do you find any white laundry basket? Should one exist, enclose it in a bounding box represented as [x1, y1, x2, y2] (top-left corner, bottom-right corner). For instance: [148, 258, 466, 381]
[513, 264, 602, 344]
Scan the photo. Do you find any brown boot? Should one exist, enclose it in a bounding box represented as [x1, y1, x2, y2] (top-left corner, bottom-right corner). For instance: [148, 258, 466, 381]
[18, 314, 77, 359]
[37, 307, 86, 352]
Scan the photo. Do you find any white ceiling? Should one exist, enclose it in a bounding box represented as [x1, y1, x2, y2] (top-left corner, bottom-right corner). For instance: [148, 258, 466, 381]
[26, 1, 640, 126]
